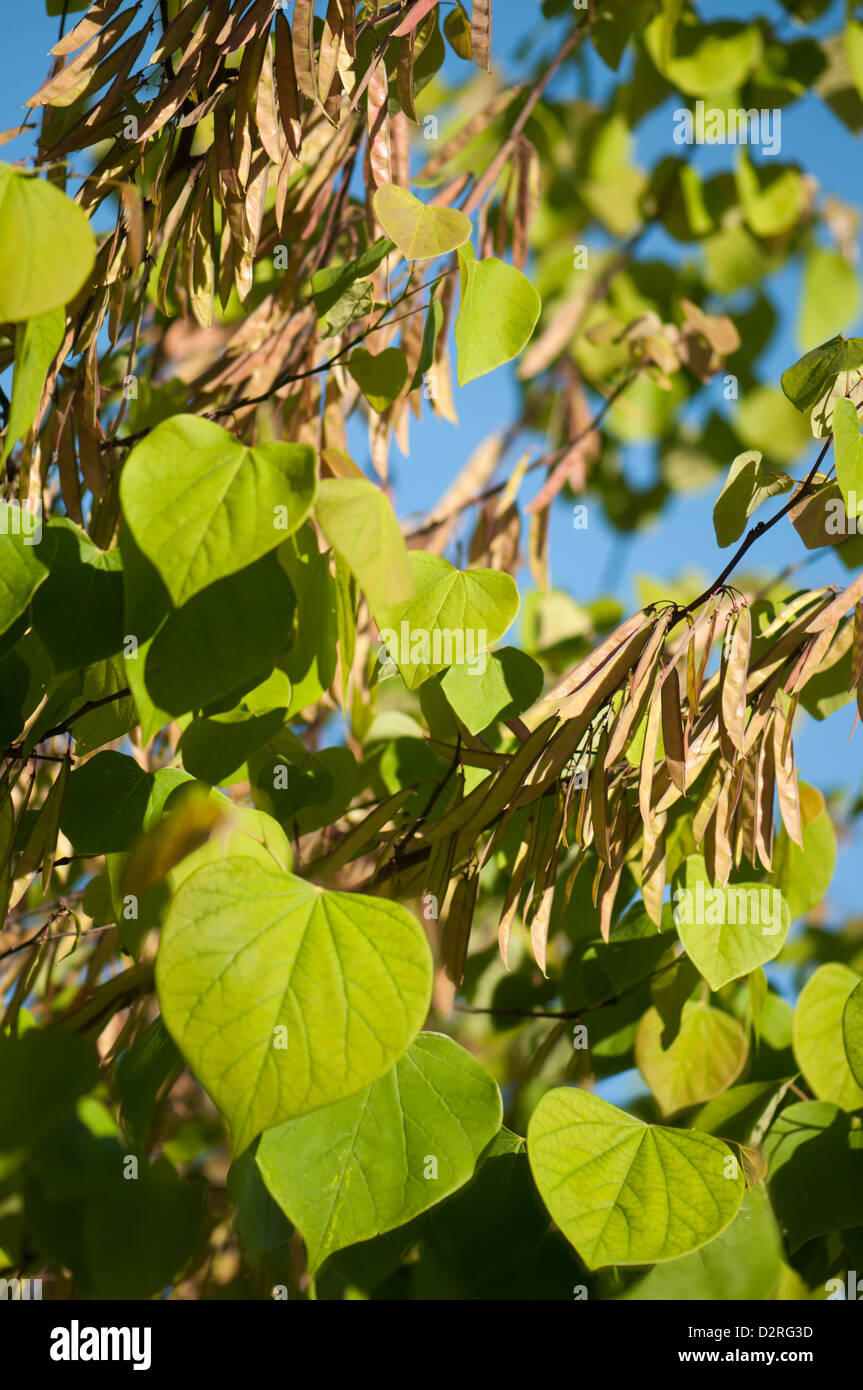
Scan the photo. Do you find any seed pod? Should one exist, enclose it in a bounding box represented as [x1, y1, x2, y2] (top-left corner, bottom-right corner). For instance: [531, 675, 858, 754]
[441, 870, 479, 985]
[641, 808, 666, 929]
[661, 666, 686, 793]
[639, 678, 663, 823]
[754, 714, 776, 870]
[692, 758, 722, 847]
[596, 862, 623, 944]
[712, 769, 734, 886]
[590, 727, 610, 864]
[719, 605, 751, 764]
[606, 610, 672, 768]
[773, 702, 802, 847]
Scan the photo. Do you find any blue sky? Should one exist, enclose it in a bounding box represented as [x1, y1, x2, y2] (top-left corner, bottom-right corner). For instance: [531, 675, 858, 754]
[2, 2, 862, 922]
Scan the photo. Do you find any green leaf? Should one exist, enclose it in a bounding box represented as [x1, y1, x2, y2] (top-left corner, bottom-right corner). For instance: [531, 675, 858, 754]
[82, 1157, 206, 1299]
[798, 247, 860, 351]
[644, 15, 763, 94]
[832, 395, 863, 520]
[409, 298, 444, 391]
[672, 855, 790, 990]
[168, 804, 292, 890]
[61, 751, 191, 854]
[622, 1184, 783, 1300]
[712, 450, 793, 547]
[276, 526, 338, 713]
[248, 739, 359, 837]
[842, 979, 863, 1090]
[527, 1087, 745, 1269]
[413, 1129, 564, 1299]
[372, 185, 471, 261]
[142, 550, 296, 718]
[347, 346, 408, 412]
[120, 415, 317, 606]
[116, 1017, 183, 1152]
[694, 1079, 787, 1144]
[770, 781, 837, 918]
[310, 237, 392, 318]
[179, 707, 287, 786]
[443, 2, 473, 59]
[736, 154, 804, 239]
[30, 519, 124, 673]
[846, 19, 863, 98]
[315, 476, 414, 618]
[0, 163, 96, 321]
[0, 1029, 98, 1152]
[376, 551, 519, 690]
[156, 857, 434, 1155]
[320, 279, 373, 336]
[440, 645, 544, 735]
[227, 1149, 293, 1255]
[635, 1001, 748, 1116]
[0, 508, 48, 636]
[792, 963, 863, 1110]
[65, 658, 135, 755]
[781, 334, 863, 413]
[455, 243, 541, 385]
[256, 1032, 502, 1271]
[764, 1100, 863, 1250]
[1, 308, 64, 466]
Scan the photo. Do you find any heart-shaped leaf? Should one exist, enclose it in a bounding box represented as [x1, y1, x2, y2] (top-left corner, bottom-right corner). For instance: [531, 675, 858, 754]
[376, 551, 519, 689]
[673, 855, 790, 990]
[635, 1001, 748, 1116]
[372, 184, 471, 261]
[61, 751, 191, 855]
[0, 508, 48, 636]
[440, 645, 543, 735]
[770, 781, 836, 919]
[156, 857, 434, 1155]
[120, 415, 317, 606]
[0, 163, 96, 321]
[832, 395, 863, 519]
[455, 243, 541, 385]
[347, 347, 408, 412]
[256, 1032, 502, 1271]
[316, 476, 414, 617]
[781, 333, 863, 413]
[622, 1185, 783, 1301]
[713, 450, 793, 547]
[793, 963, 863, 1110]
[1, 308, 65, 466]
[31, 518, 124, 673]
[764, 1100, 863, 1251]
[527, 1087, 744, 1269]
[843, 978, 863, 1090]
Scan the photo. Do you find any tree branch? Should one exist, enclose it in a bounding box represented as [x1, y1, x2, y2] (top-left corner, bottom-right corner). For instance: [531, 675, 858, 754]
[681, 432, 835, 620]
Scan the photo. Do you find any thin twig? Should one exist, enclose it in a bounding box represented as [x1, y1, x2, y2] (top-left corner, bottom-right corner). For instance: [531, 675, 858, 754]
[455, 951, 682, 1021]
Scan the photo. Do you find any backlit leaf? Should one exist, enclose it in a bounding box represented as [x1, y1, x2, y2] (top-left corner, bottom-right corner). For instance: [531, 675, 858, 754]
[0, 163, 96, 321]
[256, 1033, 501, 1271]
[120, 415, 317, 606]
[156, 857, 434, 1154]
[527, 1087, 745, 1270]
[793, 963, 863, 1110]
[455, 243, 541, 385]
[372, 184, 471, 261]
